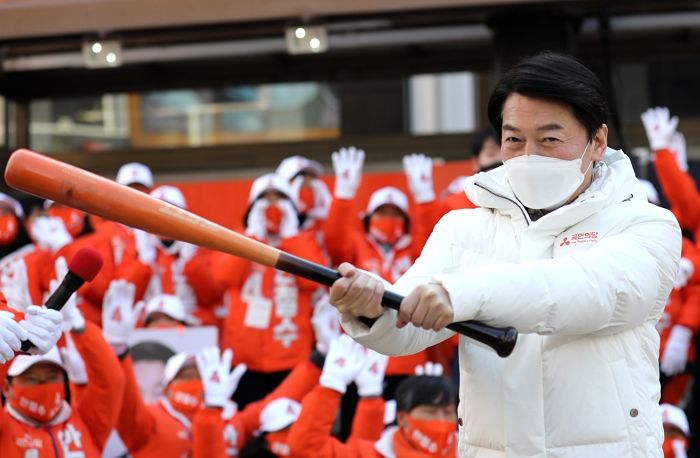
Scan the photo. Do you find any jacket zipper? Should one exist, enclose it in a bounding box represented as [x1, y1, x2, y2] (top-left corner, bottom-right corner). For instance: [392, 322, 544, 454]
[474, 182, 531, 226]
[44, 426, 61, 458]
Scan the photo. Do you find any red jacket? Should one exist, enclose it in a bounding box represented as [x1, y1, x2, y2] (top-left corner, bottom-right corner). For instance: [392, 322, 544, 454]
[215, 233, 325, 373]
[287, 385, 385, 458]
[0, 322, 125, 458]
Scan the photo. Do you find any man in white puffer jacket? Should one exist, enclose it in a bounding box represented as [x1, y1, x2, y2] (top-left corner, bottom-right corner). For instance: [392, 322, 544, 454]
[329, 52, 681, 458]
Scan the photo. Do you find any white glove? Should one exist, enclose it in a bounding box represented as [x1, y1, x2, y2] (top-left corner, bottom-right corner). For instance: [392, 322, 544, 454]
[311, 294, 341, 354]
[675, 258, 694, 290]
[320, 334, 366, 394]
[245, 199, 268, 240]
[660, 325, 693, 376]
[0, 310, 28, 363]
[30, 216, 72, 252]
[196, 346, 247, 408]
[19, 305, 62, 355]
[175, 241, 198, 264]
[641, 107, 679, 151]
[102, 279, 142, 345]
[355, 349, 389, 397]
[403, 153, 436, 204]
[670, 132, 689, 172]
[0, 258, 33, 312]
[134, 229, 157, 265]
[415, 361, 444, 376]
[50, 257, 85, 332]
[60, 333, 88, 384]
[277, 199, 300, 239]
[331, 146, 364, 200]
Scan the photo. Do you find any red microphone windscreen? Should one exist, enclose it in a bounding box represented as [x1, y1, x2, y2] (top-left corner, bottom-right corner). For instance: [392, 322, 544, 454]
[68, 246, 103, 282]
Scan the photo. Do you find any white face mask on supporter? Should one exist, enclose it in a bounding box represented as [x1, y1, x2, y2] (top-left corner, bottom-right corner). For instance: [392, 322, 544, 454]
[503, 141, 592, 210]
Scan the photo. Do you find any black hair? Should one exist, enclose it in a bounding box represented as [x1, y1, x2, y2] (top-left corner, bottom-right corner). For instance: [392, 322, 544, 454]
[239, 433, 277, 458]
[487, 51, 608, 141]
[471, 126, 500, 158]
[130, 341, 176, 363]
[395, 375, 456, 413]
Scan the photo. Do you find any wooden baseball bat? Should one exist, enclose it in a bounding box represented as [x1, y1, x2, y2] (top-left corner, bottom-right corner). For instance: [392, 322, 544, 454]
[5, 149, 517, 357]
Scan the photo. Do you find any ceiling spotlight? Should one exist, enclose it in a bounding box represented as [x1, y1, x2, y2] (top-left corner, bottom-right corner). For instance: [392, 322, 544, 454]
[82, 38, 123, 68]
[285, 24, 328, 55]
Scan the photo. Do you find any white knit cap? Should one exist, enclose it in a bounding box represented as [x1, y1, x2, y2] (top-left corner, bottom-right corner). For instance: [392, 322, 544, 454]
[248, 173, 292, 203]
[8, 347, 63, 377]
[366, 186, 409, 215]
[276, 156, 323, 181]
[150, 185, 187, 210]
[661, 403, 690, 437]
[259, 398, 301, 432]
[117, 162, 154, 188]
[145, 294, 187, 323]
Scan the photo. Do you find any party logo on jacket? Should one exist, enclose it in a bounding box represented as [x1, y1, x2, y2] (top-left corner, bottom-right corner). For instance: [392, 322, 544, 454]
[559, 231, 599, 247]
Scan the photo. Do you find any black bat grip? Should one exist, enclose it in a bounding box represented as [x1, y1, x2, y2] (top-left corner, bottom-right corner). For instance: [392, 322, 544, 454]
[19, 271, 85, 352]
[276, 252, 518, 358]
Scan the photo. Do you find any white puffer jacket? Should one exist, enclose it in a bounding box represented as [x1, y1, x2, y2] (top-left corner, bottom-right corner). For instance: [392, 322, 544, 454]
[341, 149, 681, 458]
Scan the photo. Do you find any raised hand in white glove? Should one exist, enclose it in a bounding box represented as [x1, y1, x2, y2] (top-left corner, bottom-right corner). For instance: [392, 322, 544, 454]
[196, 346, 247, 408]
[355, 349, 389, 397]
[0, 310, 28, 363]
[403, 153, 436, 204]
[675, 258, 694, 290]
[60, 333, 88, 384]
[245, 199, 268, 240]
[672, 439, 688, 458]
[134, 229, 157, 265]
[102, 279, 142, 346]
[277, 199, 300, 239]
[29, 216, 72, 253]
[641, 107, 679, 151]
[0, 258, 33, 311]
[660, 325, 693, 376]
[311, 294, 341, 354]
[19, 305, 62, 355]
[670, 132, 689, 172]
[332, 146, 365, 200]
[320, 334, 366, 394]
[50, 256, 85, 332]
[415, 361, 444, 377]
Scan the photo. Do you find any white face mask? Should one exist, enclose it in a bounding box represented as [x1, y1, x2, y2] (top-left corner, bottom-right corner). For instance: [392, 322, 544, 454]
[503, 142, 592, 210]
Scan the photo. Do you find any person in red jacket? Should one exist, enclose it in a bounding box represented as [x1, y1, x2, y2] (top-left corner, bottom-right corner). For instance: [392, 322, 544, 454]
[0, 319, 125, 458]
[661, 403, 690, 458]
[144, 185, 224, 327]
[324, 147, 432, 386]
[214, 172, 326, 408]
[287, 335, 457, 457]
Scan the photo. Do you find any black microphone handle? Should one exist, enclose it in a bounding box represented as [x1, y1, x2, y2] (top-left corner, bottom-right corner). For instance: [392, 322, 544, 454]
[19, 271, 86, 352]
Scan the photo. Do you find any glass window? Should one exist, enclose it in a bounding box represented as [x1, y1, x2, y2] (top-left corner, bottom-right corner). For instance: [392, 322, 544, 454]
[29, 82, 340, 153]
[407, 72, 478, 135]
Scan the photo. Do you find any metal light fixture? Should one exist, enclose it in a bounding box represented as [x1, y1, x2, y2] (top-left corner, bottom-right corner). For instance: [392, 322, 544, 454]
[82, 38, 123, 68]
[285, 24, 328, 55]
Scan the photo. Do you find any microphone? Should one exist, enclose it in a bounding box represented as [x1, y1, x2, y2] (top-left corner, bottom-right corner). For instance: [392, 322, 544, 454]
[20, 246, 103, 352]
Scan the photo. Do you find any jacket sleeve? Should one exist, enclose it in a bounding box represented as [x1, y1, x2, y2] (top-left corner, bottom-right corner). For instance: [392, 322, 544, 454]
[437, 206, 682, 336]
[340, 213, 459, 356]
[184, 249, 226, 307]
[348, 398, 385, 442]
[71, 322, 126, 449]
[653, 149, 700, 231]
[211, 250, 251, 290]
[678, 282, 700, 333]
[324, 198, 360, 266]
[192, 407, 227, 458]
[281, 233, 329, 290]
[115, 355, 158, 452]
[411, 201, 440, 257]
[287, 385, 359, 458]
[235, 359, 322, 443]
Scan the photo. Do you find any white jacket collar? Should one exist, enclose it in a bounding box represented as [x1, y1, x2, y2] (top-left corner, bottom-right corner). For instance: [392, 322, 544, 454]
[374, 426, 398, 457]
[465, 148, 644, 229]
[7, 400, 72, 427]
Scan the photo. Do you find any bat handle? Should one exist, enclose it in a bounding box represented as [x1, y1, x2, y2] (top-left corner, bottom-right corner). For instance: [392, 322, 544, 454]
[276, 253, 518, 358]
